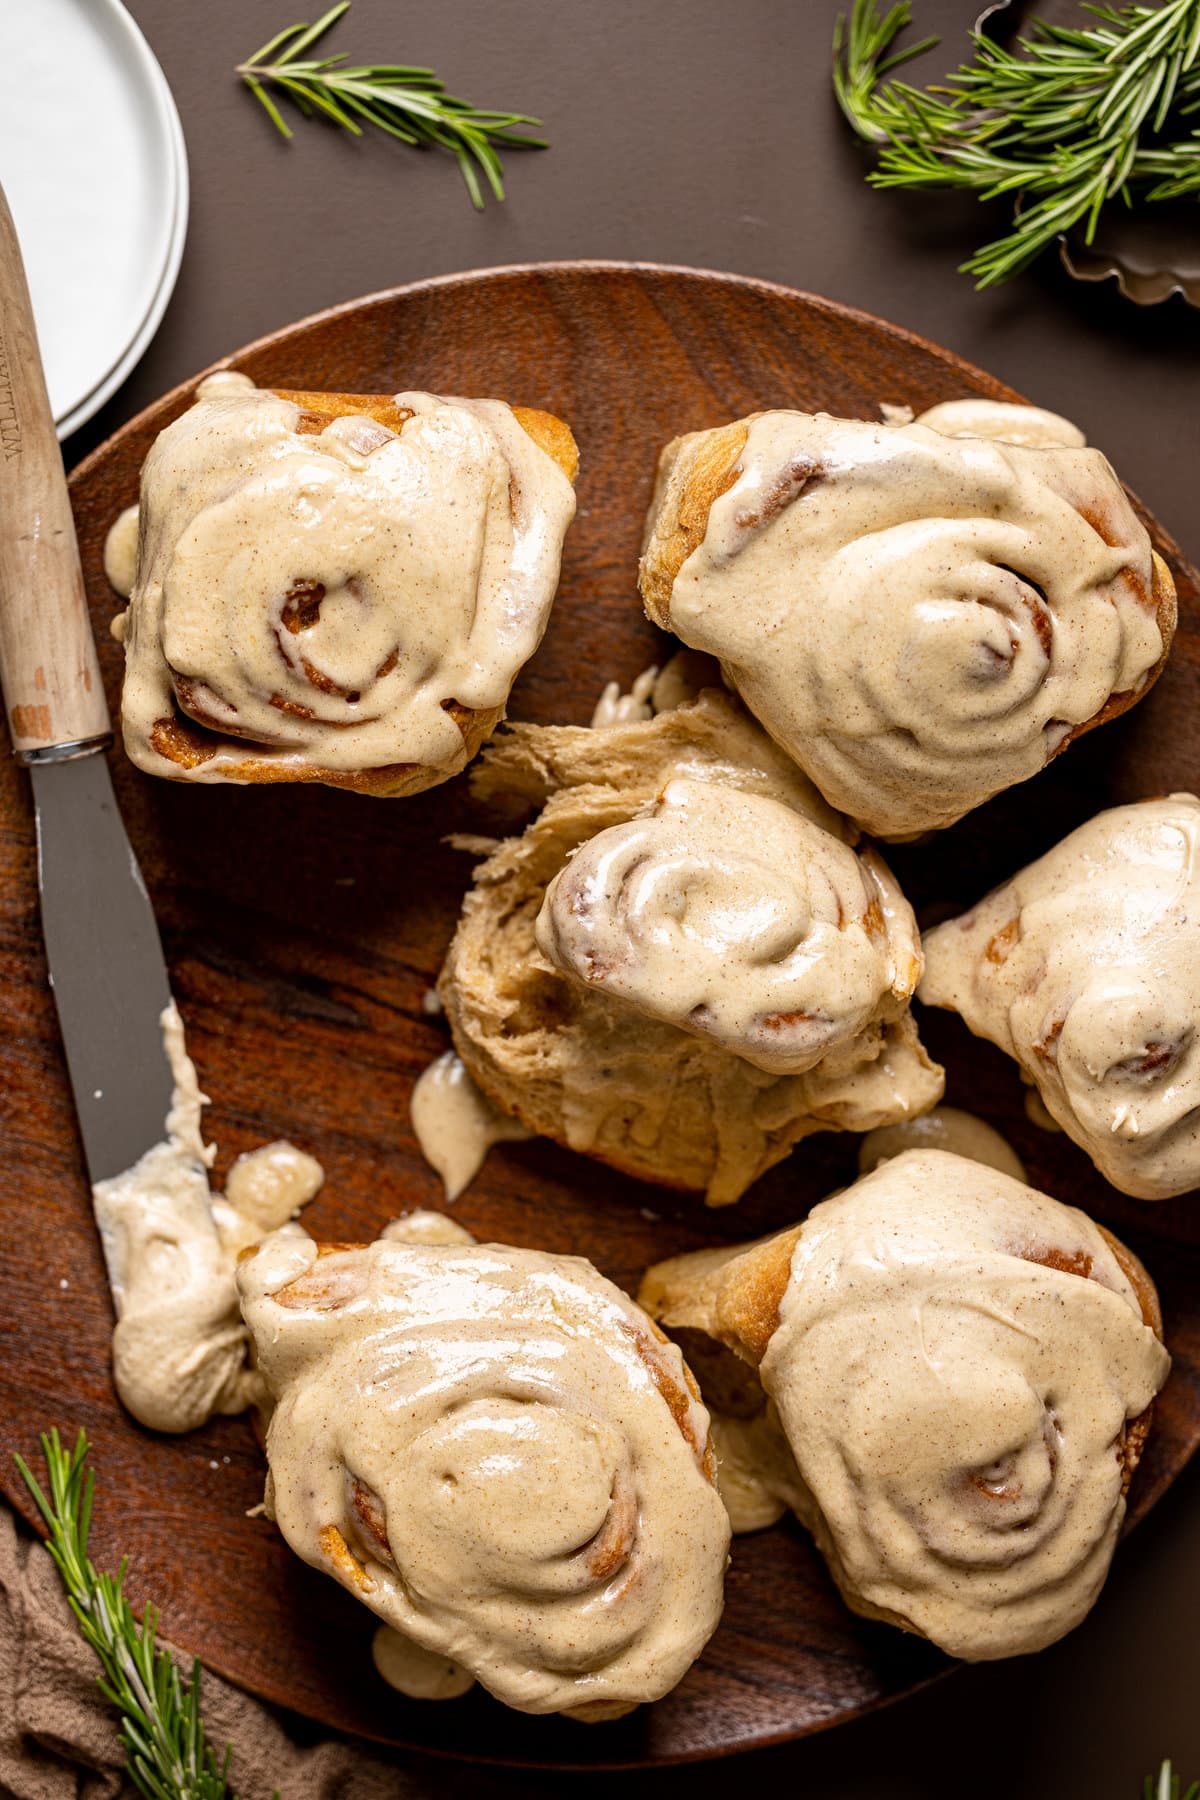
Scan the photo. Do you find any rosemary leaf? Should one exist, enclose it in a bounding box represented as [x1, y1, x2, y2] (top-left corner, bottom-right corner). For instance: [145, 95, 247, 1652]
[237, 0, 545, 207]
[14, 1430, 238, 1800]
[832, 0, 1200, 286]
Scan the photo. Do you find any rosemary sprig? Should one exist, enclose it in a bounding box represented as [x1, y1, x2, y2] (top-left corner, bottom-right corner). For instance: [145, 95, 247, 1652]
[6, 1426, 1196, 1791]
[13, 1430, 237, 1800]
[1147, 1763, 1200, 1800]
[832, 0, 1200, 286]
[237, 1, 545, 209]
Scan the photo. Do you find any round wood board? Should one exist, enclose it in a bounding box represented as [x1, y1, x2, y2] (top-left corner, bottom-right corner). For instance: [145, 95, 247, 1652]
[2, 263, 1199, 1769]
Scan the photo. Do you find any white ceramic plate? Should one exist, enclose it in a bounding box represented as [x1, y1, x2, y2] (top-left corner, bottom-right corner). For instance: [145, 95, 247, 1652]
[0, 0, 188, 439]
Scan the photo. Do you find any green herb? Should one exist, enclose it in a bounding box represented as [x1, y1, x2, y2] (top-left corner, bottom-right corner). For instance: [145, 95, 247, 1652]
[237, 1, 545, 209]
[13, 1429, 238, 1800]
[1147, 1762, 1200, 1800]
[832, 0, 1200, 286]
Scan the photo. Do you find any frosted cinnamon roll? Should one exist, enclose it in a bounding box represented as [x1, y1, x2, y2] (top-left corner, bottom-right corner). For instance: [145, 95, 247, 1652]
[921, 794, 1200, 1199]
[115, 375, 577, 795]
[639, 406, 1174, 838]
[435, 686, 943, 1204]
[535, 776, 920, 1075]
[236, 1212, 729, 1720]
[640, 1150, 1169, 1660]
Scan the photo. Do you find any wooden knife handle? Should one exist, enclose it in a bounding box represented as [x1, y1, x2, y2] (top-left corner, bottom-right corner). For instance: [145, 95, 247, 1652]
[0, 180, 110, 760]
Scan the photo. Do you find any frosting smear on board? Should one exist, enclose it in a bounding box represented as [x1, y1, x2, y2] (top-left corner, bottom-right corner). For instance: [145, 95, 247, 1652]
[91, 1003, 323, 1432]
[409, 1050, 532, 1202]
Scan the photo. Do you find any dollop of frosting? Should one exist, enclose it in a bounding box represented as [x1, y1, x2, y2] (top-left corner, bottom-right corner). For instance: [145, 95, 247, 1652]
[117, 384, 575, 787]
[102, 504, 140, 599]
[409, 1050, 531, 1202]
[237, 1220, 730, 1718]
[535, 775, 922, 1074]
[91, 1003, 323, 1432]
[858, 1104, 1025, 1181]
[921, 793, 1200, 1199]
[915, 398, 1087, 449]
[644, 408, 1168, 837]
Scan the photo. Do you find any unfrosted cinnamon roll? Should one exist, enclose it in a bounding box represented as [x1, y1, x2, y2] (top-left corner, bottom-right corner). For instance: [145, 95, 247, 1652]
[921, 793, 1200, 1199]
[436, 686, 943, 1204]
[236, 1212, 729, 1720]
[640, 1150, 1169, 1660]
[115, 375, 578, 795]
[639, 405, 1175, 838]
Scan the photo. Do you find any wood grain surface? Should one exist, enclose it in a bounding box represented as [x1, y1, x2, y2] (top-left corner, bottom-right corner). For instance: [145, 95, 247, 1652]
[1, 263, 1198, 1768]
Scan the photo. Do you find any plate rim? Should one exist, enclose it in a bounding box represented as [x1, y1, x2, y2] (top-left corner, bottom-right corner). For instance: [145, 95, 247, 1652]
[51, 259, 1200, 1766]
[69, 256, 1026, 473]
[52, 0, 189, 438]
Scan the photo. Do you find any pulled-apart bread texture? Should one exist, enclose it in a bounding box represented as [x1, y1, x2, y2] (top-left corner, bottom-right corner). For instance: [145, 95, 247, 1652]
[438, 686, 943, 1204]
[639, 401, 1175, 839]
[921, 793, 1200, 1199]
[116, 374, 577, 794]
[640, 1149, 1169, 1660]
[236, 1212, 729, 1720]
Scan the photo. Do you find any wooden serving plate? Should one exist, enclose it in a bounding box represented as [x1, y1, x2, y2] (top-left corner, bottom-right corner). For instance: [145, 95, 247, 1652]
[2, 263, 1199, 1768]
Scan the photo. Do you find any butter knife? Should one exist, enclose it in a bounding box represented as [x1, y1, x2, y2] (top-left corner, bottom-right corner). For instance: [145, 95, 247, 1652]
[0, 179, 175, 1199]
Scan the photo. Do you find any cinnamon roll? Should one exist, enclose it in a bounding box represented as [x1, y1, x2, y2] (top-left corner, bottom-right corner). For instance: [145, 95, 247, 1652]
[639, 1149, 1169, 1660]
[236, 1212, 729, 1720]
[435, 685, 943, 1204]
[115, 374, 578, 795]
[921, 793, 1200, 1199]
[639, 405, 1175, 838]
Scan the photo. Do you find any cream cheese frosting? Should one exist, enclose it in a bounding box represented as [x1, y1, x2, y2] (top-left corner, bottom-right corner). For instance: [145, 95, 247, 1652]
[641, 1149, 1169, 1660]
[915, 398, 1087, 449]
[921, 793, 1200, 1198]
[436, 688, 943, 1205]
[236, 1213, 729, 1719]
[409, 1049, 532, 1202]
[858, 1104, 1026, 1181]
[642, 407, 1168, 837]
[535, 775, 922, 1074]
[116, 380, 575, 786]
[91, 1003, 323, 1432]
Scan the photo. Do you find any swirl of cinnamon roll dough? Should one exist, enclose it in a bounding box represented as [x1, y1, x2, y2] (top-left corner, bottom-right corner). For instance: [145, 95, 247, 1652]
[435, 687, 943, 1205]
[639, 407, 1174, 838]
[535, 775, 921, 1075]
[639, 1150, 1170, 1660]
[236, 1214, 730, 1720]
[921, 793, 1200, 1199]
[116, 379, 577, 795]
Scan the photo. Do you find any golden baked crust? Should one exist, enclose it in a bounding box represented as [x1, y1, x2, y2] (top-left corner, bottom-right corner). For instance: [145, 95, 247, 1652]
[139, 390, 578, 798]
[639, 420, 750, 628]
[273, 391, 580, 484]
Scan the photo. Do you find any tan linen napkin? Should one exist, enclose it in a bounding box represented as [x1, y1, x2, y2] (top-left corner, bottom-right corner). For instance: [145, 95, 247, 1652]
[0, 1505, 537, 1800]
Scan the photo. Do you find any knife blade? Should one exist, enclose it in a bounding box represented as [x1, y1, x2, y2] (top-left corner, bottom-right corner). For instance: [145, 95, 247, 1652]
[0, 180, 177, 1206]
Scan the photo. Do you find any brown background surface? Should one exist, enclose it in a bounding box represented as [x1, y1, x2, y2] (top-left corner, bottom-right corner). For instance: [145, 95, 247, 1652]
[53, 0, 1200, 1792]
